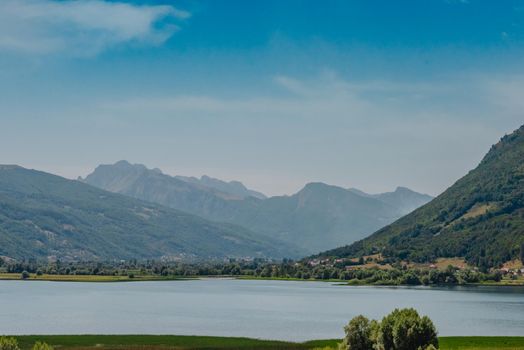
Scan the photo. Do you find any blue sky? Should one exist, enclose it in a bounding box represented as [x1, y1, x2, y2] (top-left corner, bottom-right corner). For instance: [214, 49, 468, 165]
[0, 0, 523, 196]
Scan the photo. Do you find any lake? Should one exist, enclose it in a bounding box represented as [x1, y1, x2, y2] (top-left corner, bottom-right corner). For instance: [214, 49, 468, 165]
[0, 279, 523, 341]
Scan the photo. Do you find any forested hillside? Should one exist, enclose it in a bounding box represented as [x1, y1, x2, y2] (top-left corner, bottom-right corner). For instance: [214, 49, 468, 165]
[318, 125, 524, 269]
[0, 166, 293, 261]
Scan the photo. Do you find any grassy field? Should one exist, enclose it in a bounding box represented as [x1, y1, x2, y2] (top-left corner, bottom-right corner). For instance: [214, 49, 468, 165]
[0, 273, 189, 282]
[11, 335, 338, 350]
[8, 335, 524, 350]
[440, 337, 524, 349]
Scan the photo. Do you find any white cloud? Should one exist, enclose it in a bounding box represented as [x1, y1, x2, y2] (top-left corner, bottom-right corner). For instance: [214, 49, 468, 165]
[0, 0, 189, 56]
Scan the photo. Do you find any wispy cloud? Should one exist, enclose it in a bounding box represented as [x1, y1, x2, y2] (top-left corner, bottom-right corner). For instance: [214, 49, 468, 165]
[95, 71, 523, 195]
[0, 0, 189, 56]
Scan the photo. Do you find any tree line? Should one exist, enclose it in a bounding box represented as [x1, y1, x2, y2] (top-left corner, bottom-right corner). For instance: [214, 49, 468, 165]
[1, 258, 508, 286]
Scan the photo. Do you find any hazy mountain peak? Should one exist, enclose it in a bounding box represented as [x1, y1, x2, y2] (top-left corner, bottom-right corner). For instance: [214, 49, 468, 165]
[112, 160, 147, 171]
[84, 161, 267, 200]
[301, 182, 332, 190]
[114, 159, 131, 167]
[394, 186, 411, 192]
[348, 186, 433, 215]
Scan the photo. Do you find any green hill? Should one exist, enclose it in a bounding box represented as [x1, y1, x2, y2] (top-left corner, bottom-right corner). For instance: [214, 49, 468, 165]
[317, 125, 524, 269]
[0, 165, 293, 261]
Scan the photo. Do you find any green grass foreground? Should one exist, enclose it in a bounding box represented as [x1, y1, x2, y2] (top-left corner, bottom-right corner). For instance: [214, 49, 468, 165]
[12, 335, 338, 350]
[9, 335, 524, 350]
[439, 337, 524, 349]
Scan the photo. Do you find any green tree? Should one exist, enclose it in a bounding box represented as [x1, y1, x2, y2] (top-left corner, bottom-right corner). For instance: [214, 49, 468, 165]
[0, 337, 20, 350]
[32, 342, 53, 350]
[380, 308, 438, 350]
[340, 315, 379, 350]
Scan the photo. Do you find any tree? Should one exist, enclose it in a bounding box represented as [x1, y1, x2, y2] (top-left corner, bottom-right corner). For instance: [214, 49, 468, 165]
[21, 271, 30, 280]
[339, 309, 438, 350]
[520, 243, 524, 265]
[340, 315, 378, 350]
[0, 337, 20, 350]
[399, 272, 421, 285]
[380, 308, 438, 350]
[32, 342, 53, 350]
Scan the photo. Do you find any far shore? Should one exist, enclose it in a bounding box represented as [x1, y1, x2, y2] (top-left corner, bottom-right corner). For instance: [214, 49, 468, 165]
[0, 273, 192, 283]
[1, 272, 523, 287]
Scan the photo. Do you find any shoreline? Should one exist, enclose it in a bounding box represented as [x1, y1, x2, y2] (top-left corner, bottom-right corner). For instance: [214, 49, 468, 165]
[1, 273, 523, 286]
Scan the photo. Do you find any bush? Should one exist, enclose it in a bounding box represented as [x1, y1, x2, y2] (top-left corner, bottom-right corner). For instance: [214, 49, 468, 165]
[32, 342, 54, 350]
[380, 308, 438, 350]
[340, 309, 438, 350]
[0, 337, 20, 350]
[21, 271, 30, 279]
[340, 315, 379, 350]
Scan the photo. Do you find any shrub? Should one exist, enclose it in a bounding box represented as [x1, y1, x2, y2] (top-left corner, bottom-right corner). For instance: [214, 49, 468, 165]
[32, 342, 54, 350]
[0, 337, 20, 350]
[340, 315, 379, 350]
[340, 309, 438, 350]
[380, 308, 438, 350]
[21, 271, 30, 279]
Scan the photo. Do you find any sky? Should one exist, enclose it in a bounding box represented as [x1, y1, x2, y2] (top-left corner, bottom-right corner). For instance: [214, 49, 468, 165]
[0, 0, 523, 197]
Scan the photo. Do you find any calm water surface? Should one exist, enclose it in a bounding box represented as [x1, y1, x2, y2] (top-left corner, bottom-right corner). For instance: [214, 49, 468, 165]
[0, 279, 523, 341]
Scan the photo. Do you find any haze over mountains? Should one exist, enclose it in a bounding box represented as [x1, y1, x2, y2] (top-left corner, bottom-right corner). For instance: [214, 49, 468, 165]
[82, 161, 432, 254]
[0, 165, 294, 261]
[6, 119, 522, 267]
[174, 174, 267, 200]
[318, 124, 524, 269]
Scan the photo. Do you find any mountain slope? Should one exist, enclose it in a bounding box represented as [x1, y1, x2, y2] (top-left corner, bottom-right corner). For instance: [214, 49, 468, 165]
[234, 182, 404, 253]
[0, 165, 293, 261]
[175, 174, 266, 199]
[374, 187, 433, 215]
[83, 162, 432, 254]
[349, 187, 433, 215]
[319, 125, 524, 268]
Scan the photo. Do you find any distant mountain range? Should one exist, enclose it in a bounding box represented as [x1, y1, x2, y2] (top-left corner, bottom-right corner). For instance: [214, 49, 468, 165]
[175, 174, 267, 200]
[0, 165, 294, 261]
[82, 161, 432, 254]
[317, 124, 524, 268]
